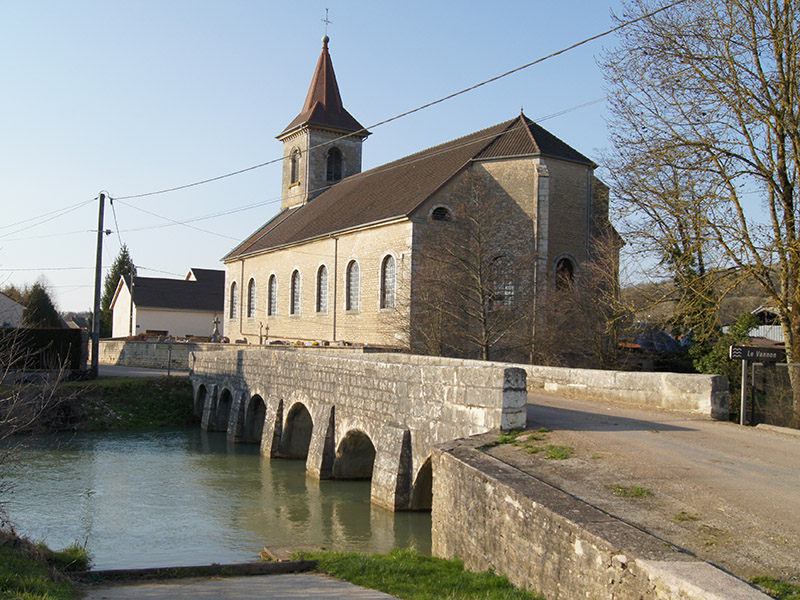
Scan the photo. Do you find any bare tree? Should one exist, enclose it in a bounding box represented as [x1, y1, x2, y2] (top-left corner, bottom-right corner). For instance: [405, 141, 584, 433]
[533, 216, 626, 368]
[411, 170, 535, 362]
[604, 0, 800, 402]
[0, 329, 72, 526]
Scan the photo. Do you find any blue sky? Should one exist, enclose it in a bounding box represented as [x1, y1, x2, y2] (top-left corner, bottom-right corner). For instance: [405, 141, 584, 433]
[0, 1, 624, 312]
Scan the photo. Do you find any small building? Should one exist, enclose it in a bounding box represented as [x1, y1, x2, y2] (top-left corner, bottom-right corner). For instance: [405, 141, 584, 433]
[0, 292, 24, 328]
[110, 268, 224, 339]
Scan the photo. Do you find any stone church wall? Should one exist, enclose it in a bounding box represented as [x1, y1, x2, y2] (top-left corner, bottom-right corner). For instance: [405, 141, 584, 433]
[224, 220, 413, 347]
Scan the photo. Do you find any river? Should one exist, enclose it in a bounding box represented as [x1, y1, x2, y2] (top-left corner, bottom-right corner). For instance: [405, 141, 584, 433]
[1, 428, 431, 569]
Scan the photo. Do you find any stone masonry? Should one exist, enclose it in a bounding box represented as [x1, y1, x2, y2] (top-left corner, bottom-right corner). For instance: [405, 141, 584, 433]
[189, 347, 526, 510]
[433, 432, 770, 600]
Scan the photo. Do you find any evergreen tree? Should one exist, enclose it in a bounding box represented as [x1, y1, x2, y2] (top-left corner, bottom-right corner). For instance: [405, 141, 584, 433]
[22, 282, 61, 328]
[100, 245, 136, 337]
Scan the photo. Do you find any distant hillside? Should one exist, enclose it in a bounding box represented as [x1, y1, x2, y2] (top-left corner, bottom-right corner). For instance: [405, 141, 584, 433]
[622, 275, 770, 328]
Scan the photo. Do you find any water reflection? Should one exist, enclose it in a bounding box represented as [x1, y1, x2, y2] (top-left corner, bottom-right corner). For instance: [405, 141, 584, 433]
[2, 428, 430, 569]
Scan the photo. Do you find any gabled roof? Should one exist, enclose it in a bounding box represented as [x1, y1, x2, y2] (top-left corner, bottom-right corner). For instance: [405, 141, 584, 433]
[227, 114, 593, 260]
[280, 36, 366, 137]
[121, 269, 224, 312]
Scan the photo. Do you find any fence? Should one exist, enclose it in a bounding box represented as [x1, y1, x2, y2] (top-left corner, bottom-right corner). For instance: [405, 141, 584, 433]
[744, 362, 799, 429]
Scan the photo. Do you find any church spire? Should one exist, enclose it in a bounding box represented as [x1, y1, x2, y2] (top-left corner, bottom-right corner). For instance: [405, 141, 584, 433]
[277, 35, 368, 211]
[280, 36, 366, 136]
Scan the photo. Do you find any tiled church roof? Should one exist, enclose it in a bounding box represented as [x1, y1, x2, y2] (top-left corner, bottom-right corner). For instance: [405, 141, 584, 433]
[226, 114, 593, 260]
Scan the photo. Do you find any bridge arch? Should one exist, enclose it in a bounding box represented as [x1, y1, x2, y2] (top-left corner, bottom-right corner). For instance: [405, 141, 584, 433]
[333, 429, 376, 480]
[242, 394, 267, 444]
[280, 401, 313, 458]
[194, 384, 207, 418]
[212, 387, 234, 432]
[410, 455, 432, 510]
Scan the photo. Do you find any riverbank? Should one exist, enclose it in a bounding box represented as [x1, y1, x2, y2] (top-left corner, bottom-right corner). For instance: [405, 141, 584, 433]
[64, 376, 195, 431]
[20, 376, 196, 433]
[0, 530, 88, 600]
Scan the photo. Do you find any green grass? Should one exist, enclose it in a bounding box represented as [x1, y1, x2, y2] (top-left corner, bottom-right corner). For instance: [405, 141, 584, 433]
[609, 485, 653, 498]
[497, 430, 520, 445]
[525, 444, 574, 460]
[293, 548, 543, 600]
[753, 576, 800, 599]
[62, 376, 195, 430]
[674, 511, 700, 522]
[0, 531, 88, 600]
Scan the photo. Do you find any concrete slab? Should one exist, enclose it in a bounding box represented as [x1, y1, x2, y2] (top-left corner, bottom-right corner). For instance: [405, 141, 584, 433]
[79, 573, 400, 599]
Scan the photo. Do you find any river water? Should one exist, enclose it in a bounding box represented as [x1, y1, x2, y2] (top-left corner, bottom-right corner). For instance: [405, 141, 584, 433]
[2, 428, 431, 569]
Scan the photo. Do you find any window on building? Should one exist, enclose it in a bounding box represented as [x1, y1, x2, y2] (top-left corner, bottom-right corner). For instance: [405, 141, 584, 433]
[247, 278, 256, 318]
[326, 148, 343, 183]
[431, 206, 452, 221]
[346, 260, 360, 311]
[290, 149, 300, 184]
[380, 255, 396, 309]
[316, 265, 328, 312]
[229, 282, 238, 319]
[290, 270, 301, 315]
[268, 275, 277, 316]
[489, 256, 514, 309]
[555, 257, 575, 291]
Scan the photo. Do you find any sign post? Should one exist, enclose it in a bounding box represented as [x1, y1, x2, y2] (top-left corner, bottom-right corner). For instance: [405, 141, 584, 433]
[729, 346, 786, 426]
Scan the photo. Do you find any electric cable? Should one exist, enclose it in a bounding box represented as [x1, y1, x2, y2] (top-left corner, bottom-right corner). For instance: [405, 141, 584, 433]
[113, 0, 688, 202]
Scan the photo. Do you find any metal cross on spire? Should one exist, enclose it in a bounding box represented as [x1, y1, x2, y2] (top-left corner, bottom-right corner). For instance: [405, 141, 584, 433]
[322, 8, 332, 36]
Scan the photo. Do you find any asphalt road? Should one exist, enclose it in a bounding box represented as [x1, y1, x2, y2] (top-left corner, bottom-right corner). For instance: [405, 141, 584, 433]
[515, 391, 800, 582]
[98, 364, 189, 378]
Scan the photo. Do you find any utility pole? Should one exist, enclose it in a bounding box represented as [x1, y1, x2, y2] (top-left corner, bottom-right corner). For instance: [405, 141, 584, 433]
[91, 192, 107, 377]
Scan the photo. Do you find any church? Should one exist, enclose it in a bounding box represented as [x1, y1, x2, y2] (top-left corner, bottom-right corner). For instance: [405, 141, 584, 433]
[222, 35, 616, 361]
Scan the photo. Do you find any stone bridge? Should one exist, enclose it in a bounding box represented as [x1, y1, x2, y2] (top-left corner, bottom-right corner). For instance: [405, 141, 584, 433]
[190, 348, 527, 511]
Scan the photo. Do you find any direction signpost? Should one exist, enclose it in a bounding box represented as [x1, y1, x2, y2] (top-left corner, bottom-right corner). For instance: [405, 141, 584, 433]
[729, 345, 786, 425]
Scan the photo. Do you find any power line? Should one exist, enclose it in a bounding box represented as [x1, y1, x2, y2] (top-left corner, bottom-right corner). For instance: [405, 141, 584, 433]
[113, 0, 688, 202]
[0, 198, 96, 240]
[0, 266, 109, 272]
[106, 99, 608, 238]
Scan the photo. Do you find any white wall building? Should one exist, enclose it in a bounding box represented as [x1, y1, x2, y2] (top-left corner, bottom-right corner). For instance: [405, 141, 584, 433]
[0, 292, 24, 328]
[110, 268, 224, 339]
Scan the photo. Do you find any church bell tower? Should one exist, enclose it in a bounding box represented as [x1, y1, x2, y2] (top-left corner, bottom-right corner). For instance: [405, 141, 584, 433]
[277, 35, 369, 210]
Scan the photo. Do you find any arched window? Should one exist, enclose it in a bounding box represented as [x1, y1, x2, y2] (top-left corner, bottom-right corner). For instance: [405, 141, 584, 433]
[380, 255, 396, 309]
[555, 257, 575, 291]
[290, 270, 301, 315]
[431, 206, 452, 221]
[346, 260, 360, 311]
[229, 282, 238, 319]
[326, 148, 343, 183]
[267, 275, 277, 316]
[489, 256, 514, 308]
[290, 149, 300, 184]
[247, 278, 256, 318]
[316, 265, 328, 312]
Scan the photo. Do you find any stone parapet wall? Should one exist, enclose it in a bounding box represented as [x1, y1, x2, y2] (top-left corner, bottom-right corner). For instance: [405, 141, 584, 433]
[432, 433, 768, 600]
[101, 340, 728, 420]
[524, 365, 729, 419]
[360, 353, 729, 420]
[95, 339, 371, 370]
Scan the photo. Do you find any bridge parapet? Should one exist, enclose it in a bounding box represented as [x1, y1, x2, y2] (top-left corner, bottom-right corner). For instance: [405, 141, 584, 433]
[190, 348, 526, 511]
